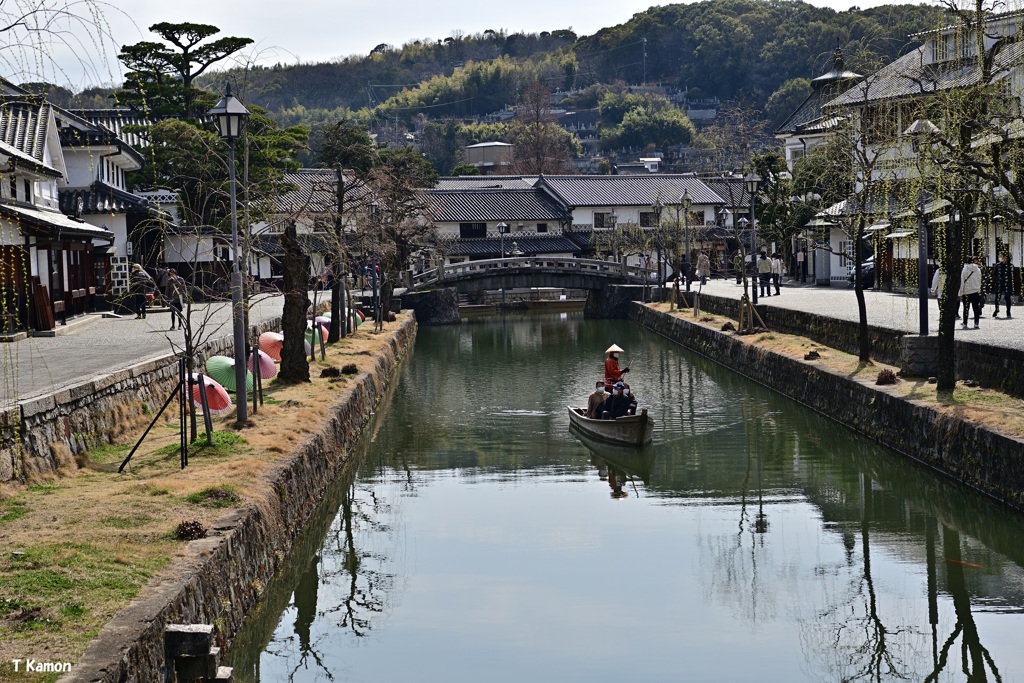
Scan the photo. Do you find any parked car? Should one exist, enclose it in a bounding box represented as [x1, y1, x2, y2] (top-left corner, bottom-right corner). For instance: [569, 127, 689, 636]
[848, 258, 875, 287]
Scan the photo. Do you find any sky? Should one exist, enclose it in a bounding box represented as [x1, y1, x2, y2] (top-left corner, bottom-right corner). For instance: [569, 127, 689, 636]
[29, 0, 929, 90]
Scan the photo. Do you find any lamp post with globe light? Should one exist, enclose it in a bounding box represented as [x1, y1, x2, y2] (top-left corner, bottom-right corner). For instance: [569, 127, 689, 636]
[208, 85, 251, 426]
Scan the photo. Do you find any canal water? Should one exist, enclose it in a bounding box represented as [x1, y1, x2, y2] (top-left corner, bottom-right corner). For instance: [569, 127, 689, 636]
[227, 313, 1024, 682]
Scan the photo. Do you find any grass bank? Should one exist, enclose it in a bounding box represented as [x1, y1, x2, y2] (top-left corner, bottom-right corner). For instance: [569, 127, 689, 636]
[0, 314, 411, 682]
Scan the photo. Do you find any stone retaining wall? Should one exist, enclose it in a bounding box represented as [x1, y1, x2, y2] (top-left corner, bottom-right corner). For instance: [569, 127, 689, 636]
[695, 292, 1024, 399]
[1, 319, 282, 483]
[62, 315, 417, 683]
[632, 304, 1024, 511]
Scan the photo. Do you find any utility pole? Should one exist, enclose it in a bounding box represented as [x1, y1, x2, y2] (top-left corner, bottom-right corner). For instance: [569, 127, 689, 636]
[642, 37, 647, 85]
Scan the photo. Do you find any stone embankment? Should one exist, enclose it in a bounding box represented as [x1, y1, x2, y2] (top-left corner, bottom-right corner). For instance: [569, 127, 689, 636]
[632, 304, 1024, 512]
[694, 292, 1024, 400]
[1, 319, 282, 483]
[61, 315, 417, 683]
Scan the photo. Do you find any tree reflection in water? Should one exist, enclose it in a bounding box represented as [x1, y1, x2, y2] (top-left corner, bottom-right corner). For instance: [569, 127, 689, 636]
[696, 398, 776, 626]
[262, 477, 400, 681]
[924, 527, 1002, 683]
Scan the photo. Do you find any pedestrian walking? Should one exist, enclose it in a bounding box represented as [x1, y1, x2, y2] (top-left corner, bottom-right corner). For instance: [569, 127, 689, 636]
[130, 264, 154, 319]
[165, 269, 187, 330]
[696, 251, 711, 286]
[797, 248, 807, 283]
[992, 252, 1014, 318]
[771, 252, 783, 295]
[959, 255, 983, 329]
[733, 252, 743, 284]
[757, 252, 773, 297]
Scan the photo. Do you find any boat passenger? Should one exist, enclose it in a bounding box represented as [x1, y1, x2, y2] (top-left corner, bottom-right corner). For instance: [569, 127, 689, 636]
[604, 344, 629, 387]
[586, 380, 606, 418]
[601, 382, 631, 419]
[622, 382, 638, 416]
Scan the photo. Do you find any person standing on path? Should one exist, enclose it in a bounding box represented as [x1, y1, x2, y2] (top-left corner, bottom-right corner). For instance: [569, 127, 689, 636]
[165, 269, 187, 330]
[757, 252, 773, 297]
[130, 264, 154, 319]
[796, 248, 806, 283]
[733, 252, 743, 284]
[771, 253, 783, 295]
[992, 252, 1014, 318]
[959, 256, 983, 329]
[696, 251, 711, 286]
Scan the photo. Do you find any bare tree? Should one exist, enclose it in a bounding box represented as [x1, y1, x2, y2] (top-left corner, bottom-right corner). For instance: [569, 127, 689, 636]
[511, 80, 576, 174]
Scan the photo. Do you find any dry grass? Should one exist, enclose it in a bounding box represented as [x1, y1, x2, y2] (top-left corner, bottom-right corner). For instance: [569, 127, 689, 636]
[0, 315, 408, 681]
[651, 302, 1024, 440]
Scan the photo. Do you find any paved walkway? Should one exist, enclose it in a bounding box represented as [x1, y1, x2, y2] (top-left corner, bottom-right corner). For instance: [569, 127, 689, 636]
[684, 277, 1024, 352]
[0, 294, 295, 404]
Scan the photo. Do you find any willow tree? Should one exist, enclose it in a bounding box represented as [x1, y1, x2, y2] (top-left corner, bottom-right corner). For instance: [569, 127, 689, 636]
[903, 0, 1024, 391]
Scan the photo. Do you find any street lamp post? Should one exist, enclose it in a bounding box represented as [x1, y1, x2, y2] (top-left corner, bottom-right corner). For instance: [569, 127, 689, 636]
[651, 197, 663, 299]
[497, 221, 508, 259]
[680, 188, 692, 292]
[744, 171, 762, 305]
[906, 118, 937, 337]
[208, 85, 251, 426]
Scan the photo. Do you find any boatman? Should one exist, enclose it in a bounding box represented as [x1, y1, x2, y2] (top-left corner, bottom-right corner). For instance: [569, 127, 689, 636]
[604, 344, 629, 388]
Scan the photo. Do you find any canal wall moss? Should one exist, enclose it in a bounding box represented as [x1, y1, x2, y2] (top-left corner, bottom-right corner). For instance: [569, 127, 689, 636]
[631, 304, 1024, 512]
[62, 316, 417, 683]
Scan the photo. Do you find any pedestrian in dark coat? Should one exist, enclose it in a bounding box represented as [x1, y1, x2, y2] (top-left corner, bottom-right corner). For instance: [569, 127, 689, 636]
[130, 264, 154, 319]
[992, 253, 1014, 318]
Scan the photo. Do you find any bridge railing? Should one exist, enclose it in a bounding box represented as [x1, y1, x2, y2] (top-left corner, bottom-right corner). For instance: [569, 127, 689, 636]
[410, 257, 656, 288]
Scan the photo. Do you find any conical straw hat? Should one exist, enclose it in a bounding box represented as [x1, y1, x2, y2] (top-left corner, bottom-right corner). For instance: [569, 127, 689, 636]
[605, 344, 624, 354]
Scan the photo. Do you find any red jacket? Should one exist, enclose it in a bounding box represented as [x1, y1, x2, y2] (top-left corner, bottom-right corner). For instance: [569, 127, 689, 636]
[605, 356, 624, 384]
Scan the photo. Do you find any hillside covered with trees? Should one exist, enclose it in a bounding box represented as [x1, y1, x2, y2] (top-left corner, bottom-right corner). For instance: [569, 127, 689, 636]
[206, 0, 944, 130]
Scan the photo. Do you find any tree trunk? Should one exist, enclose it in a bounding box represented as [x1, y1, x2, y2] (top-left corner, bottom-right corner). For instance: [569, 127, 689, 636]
[936, 218, 964, 392]
[329, 166, 345, 343]
[854, 216, 870, 362]
[278, 222, 310, 383]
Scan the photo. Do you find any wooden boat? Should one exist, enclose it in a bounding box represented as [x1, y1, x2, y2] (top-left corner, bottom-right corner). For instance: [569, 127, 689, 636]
[567, 406, 654, 446]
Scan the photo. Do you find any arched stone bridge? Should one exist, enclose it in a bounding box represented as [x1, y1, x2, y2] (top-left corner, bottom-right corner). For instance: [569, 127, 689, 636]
[409, 257, 655, 293]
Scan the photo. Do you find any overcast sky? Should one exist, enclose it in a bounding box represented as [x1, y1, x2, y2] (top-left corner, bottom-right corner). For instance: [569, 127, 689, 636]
[43, 0, 927, 89]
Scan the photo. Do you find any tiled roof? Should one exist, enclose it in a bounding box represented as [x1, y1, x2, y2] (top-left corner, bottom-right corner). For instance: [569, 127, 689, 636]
[535, 174, 724, 207]
[59, 181, 163, 217]
[422, 188, 570, 223]
[55, 108, 146, 167]
[0, 95, 55, 171]
[72, 109, 149, 150]
[274, 168, 373, 214]
[775, 89, 826, 136]
[450, 236, 580, 257]
[252, 233, 333, 256]
[826, 41, 1024, 108]
[434, 175, 534, 190]
[700, 177, 751, 208]
[0, 201, 112, 240]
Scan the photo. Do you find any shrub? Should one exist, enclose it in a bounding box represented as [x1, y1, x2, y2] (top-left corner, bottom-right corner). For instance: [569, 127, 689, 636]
[876, 368, 898, 385]
[341, 363, 359, 375]
[175, 520, 207, 541]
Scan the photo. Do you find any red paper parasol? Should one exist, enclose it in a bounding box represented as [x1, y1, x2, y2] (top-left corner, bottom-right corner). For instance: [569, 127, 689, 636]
[259, 332, 284, 362]
[187, 374, 232, 414]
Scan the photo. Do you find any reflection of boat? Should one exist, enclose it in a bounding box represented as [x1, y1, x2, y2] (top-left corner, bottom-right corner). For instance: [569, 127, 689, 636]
[570, 423, 657, 484]
[567, 406, 654, 446]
